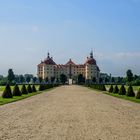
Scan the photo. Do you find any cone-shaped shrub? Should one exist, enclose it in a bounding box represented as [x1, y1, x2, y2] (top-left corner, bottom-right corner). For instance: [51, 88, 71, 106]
[109, 85, 113, 93]
[27, 84, 32, 93]
[136, 88, 140, 99]
[126, 85, 135, 97]
[32, 85, 37, 92]
[119, 85, 126, 95]
[2, 84, 13, 98]
[21, 85, 28, 94]
[39, 84, 44, 91]
[113, 85, 119, 94]
[13, 85, 22, 96]
[101, 85, 106, 91]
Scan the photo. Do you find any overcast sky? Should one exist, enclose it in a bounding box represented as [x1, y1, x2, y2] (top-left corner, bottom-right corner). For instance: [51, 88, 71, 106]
[0, 0, 140, 76]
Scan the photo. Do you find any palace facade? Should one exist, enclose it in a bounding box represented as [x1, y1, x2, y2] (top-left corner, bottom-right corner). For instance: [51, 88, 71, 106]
[37, 51, 100, 83]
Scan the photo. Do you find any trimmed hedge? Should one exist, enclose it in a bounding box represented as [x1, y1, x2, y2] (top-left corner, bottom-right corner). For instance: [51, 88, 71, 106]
[27, 85, 32, 93]
[126, 85, 135, 97]
[136, 88, 140, 99]
[119, 85, 126, 95]
[32, 85, 37, 92]
[2, 84, 13, 98]
[113, 85, 119, 94]
[109, 85, 113, 93]
[21, 85, 28, 94]
[13, 85, 22, 96]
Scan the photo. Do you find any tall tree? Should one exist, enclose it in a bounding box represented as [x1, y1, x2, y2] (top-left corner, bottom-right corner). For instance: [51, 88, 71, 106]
[26, 76, 31, 83]
[60, 74, 67, 84]
[7, 69, 15, 83]
[51, 77, 55, 84]
[126, 69, 133, 82]
[33, 77, 37, 84]
[92, 77, 96, 83]
[19, 75, 25, 83]
[45, 77, 49, 83]
[39, 77, 43, 83]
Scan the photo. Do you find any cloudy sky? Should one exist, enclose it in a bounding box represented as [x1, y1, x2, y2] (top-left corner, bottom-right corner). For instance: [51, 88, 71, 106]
[0, 0, 140, 76]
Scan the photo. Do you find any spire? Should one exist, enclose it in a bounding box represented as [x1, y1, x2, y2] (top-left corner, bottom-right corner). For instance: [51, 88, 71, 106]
[47, 52, 50, 58]
[90, 50, 93, 58]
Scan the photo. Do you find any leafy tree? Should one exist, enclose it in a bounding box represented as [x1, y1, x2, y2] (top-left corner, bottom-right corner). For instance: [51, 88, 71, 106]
[39, 77, 43, 83]
[119, 85, 126, 95]
[2, 84, 13, 98]
[126, 85, 135, 97]
[126, 69, 133, 82]
[92, 77, 96, 83]
[105, 77, 109, 83]
[51, 77, 55, 84]
[33, 77, 37, 84]
[99, 77, 103, 84]
[21, 85, 28, 94]
[14, 75, 20, 83]
[45, 77, 49, 83]
[111, 77, 115, 83]
[60, 74, 67, 84]
[7, 69, 15, 83]
[26, 76, 31, 83]
[19, 75, 25, 83]
[78, 74, 85, 84]
[136, 88, 140, 99]
[13, 85, 22, 96]
[109, 85, 113, 93]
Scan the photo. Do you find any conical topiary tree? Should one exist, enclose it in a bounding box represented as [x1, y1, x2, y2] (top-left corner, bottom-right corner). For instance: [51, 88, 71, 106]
[136, 88, 140, 99]
[109, 85, 113, 93]
[2, 84, 13, 98]
[27, 84, 32, 93]
[113, 85, 119, 94]
[13, 85, 22, 96]
[119, 85, 126, 95]
[39, 84, 44, 91]
[101, 85, 106, 91]
[32, 85, 37, 92]
[126, 85, 135, 97]
[21, 85, 28, 94]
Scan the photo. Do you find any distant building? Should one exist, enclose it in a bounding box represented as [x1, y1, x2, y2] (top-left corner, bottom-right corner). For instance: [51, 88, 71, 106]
[37, 51, 100, 83]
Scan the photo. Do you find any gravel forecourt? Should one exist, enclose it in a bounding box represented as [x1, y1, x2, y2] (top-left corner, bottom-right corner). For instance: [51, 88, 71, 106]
[0, 85, 140, 140]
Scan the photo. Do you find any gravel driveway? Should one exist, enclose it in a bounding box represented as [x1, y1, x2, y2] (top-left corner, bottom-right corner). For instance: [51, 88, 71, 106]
[0, 85, 140, 140]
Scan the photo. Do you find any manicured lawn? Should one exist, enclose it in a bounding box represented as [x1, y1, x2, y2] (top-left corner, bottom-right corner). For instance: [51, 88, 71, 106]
[103, 91, 140, 103]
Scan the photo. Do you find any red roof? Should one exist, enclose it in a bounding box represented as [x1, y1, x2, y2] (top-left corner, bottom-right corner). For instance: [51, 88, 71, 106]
[65, 59, 76, 65]
[85, 58, 96, 65]
[44, 58, 56, 65]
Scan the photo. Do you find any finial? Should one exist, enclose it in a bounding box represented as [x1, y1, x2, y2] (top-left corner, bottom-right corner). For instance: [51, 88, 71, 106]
[90, 50, 93, 58]
[47, 52, 50, 58]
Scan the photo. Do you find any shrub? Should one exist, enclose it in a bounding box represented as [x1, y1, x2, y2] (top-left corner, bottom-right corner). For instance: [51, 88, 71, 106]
[21, 85, 28, 94]
[136, 88, 140, 99]
[113, 85, 119, 94]
[119, 85, 126, 95]
[27, 85, 32, 93]
[109, 85, 113, 93]
[2, 84, 13, 98]
[13, 85, 22, 96]
[39, 84, 44, 91]
[101, 84, 106, 91]
[32, 85, 37, 92]
[126, 85, 135, 97]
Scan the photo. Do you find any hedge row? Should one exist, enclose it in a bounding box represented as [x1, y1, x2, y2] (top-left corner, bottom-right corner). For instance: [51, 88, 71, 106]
[2, 84, 59, 98]
[108, 85, 140, 99]
[89, 84, 106, 91]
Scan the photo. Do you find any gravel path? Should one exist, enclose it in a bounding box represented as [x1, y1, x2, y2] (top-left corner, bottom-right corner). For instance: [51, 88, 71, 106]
[0, 85, 140, 140]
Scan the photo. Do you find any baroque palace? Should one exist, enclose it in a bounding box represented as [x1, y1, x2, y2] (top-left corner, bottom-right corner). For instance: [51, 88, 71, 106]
[37, 51, 100, 83]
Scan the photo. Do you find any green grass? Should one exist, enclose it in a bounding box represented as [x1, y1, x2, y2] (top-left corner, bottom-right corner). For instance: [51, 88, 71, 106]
[0, 86, 54, 106]
[89, 86, 140, 104]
